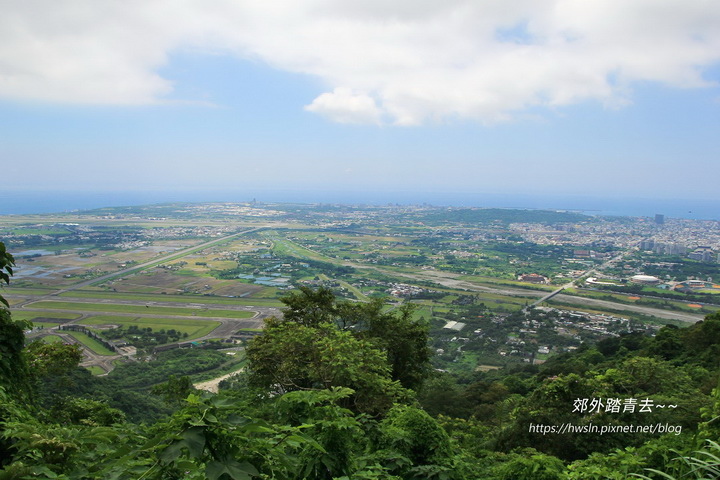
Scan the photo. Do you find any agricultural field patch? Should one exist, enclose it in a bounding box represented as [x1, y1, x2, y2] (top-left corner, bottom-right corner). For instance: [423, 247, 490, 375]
[2, 227, 72, 236]
[104, 269, 264, 297]
[411, 307, 434, 322]
[269, 238, 328, 262]
[12, 253, 134, 288]
[101, 248, 170, 265]
[192, 259, 237, 271]
[207, 281, 265, 297]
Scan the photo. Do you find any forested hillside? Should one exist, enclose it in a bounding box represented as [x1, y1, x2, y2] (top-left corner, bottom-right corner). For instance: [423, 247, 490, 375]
[1, 241, 719, 479]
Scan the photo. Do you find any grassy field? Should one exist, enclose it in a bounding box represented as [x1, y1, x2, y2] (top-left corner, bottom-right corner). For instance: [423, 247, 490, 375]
[470, 292, 529, 310]
[11, 311, 82, 322]
[40, 335, 65, 343]
[84, 236, 241, 287]
[74, 314, 140, 324]
[57, 290, 284, 307]
[457, 274, 556, 291]
[24, 300, 256, 319]
[2, 287, 58, 295]
[85, 366, 106, 375]
[77, 316, 220, 339]
[2, 227, 71, 235]
[411, 306, 434, 322]
[31, 322, 62, 329]
[267, 234, 338, 263]
[65, 331, 116, 356]
[337, 280, 369, 301]
[567, 288, 720, 315]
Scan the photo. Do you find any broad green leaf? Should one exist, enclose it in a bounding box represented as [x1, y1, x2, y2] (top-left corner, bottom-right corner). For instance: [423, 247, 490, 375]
[181, 426, 207, 458]
[159, 441, 184, 464]
[206, 456, 259, 480]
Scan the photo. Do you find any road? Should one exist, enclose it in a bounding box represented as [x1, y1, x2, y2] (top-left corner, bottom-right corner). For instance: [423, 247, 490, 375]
[12, 227, 267, 308]
[529, 250, 629, 307]
[21, 297, 279, 346]
[14, 231, 709, 378]
[547, 293, 704, 323]
[17, 286, 280, 374]
[256, 235, 704, 323]
[24, 300, 276, 374]
[14, 226, 282, 373]
[39, 331, 123, 375]
[389, 265, 705, 324]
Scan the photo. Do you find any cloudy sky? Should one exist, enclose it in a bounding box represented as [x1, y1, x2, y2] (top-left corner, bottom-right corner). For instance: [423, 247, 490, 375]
[1, 0, 719, 210]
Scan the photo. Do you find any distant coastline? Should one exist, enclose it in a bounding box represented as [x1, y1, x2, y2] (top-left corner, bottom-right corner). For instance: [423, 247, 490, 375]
[1, 189, 717, 221]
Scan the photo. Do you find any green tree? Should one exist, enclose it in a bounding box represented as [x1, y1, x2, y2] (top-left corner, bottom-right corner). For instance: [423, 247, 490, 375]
[350, 301, 432, 391]
[682, 311, 720, 367]
[247, 320, 409, 414]
[280, 286, 339, 327]
[152, 374, 196, 406]
[54, 397, 126, 426]
[417, 374, 470, 418]
[0, 241, 14, 309]
[274, 287, 432, 391]
[25, 340, 83, 378]
[646, 324, 683, 360]
[494, 449, 566, 480]
[377, 405, 453, 466]
[0, 242, 30, 394]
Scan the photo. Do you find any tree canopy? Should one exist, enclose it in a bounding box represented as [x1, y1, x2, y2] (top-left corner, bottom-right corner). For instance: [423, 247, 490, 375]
[262, 286, 433, 391]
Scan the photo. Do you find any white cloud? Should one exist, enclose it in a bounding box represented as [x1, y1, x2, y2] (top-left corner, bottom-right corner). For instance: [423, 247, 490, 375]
[304, 88, 382, 124]
[1, 0, 719, 123]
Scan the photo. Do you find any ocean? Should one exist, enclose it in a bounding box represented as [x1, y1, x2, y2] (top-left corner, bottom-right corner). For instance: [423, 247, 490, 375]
[0, 189, 717, 221]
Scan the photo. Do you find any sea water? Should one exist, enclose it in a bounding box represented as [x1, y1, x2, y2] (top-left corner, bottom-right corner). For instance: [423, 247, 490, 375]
[0, 189, 717, 221]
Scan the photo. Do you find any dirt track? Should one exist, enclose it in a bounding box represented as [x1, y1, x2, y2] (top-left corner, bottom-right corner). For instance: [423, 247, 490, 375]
[194, 367, 245, 393]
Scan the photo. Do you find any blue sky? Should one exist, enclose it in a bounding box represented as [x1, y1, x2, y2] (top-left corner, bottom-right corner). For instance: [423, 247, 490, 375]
[1, 1, 719, 211]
